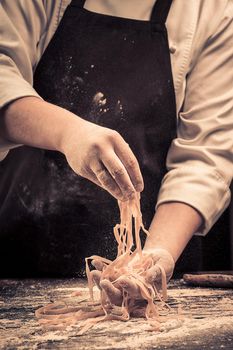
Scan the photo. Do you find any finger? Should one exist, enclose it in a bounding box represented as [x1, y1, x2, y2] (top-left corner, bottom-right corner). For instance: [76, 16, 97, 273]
[81, 167, 124, 201]
[91, 259, 105, 271]
[86, 175, 102, 188]
[116, 277, 140, 297]
[143, 249, 175, 282]
[145, 265, 162, 285]
[145, 264, 169, 301]
[81, 168, 103, 188]
[112, 134, 144, 192]
[102, 151, 136, 200]
[90, 270, 102, 290]
[90, 160, 125, 201]
[100, 279, 122, 306]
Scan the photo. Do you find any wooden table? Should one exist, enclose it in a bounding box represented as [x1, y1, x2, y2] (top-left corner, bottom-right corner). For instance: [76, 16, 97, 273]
[0, 279, 233, 349]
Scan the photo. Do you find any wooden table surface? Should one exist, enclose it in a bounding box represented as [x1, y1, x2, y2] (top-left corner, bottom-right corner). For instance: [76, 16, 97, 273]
[0, 278, 233, 350]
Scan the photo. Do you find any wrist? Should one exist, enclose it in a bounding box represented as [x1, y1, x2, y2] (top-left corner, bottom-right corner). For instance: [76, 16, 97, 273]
[142, 247, 175, 263]
[143, 245, 175, 263]
[54, 108, 87, 155]
[143, 225, 179, 262]
[0, 97, 84, 153]
[144, 202, 202, 262]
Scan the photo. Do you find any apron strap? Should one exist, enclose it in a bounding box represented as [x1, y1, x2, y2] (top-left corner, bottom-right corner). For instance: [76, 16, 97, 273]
[150, 0, 173, 24]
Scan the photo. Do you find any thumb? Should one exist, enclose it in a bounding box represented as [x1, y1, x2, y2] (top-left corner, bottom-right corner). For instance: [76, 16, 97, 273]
[145, 264, 162, 285]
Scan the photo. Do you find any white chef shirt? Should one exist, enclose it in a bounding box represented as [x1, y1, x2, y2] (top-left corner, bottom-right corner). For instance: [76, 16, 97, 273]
[0, 0, 233, 235]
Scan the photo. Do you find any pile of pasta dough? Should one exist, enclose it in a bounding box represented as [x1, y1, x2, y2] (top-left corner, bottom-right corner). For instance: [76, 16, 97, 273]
[36, 195, 169, 334]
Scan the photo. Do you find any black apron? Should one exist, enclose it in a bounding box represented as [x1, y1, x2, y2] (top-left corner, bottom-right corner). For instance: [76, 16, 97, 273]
[0, 0, 177, 277]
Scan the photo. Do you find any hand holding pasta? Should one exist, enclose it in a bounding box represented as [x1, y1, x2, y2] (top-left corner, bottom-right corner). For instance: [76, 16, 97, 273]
[36, 195, 175, 333]
[142, 248, 175, 288]
[61, 118, 144, 201]
[84, 196, 174, 317]
[90, 248, 175, 306]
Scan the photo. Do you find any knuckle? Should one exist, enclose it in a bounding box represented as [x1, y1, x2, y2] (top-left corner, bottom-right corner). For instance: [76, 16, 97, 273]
[108, 130, 121, 142]
[111, 167, 125, 179]
[124, 184, 134, 194]
[110, 129, 120, 138]
[91, 141, 102, 154]
[104, 178, 115, 189]
[113, 189, 124, 200]
[95, 168, 107, 181]
[78, 164, 88, 177]
[120, 196, 129, 202]
[126, 157, 137, 169]
[96, 170, 114, 189]
[120, 190, 135, 202]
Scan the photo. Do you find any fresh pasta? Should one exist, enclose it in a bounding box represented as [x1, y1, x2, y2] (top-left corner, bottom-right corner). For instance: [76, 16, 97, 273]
[36, 194, 170, 334]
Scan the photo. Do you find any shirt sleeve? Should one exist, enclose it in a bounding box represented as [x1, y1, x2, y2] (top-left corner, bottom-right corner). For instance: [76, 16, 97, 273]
[0, 0, 48, 160]
[156, 2, 233, 235]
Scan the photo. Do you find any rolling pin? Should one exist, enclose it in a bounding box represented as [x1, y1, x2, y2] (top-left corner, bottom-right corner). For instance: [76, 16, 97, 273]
[183, 271, 233, 288]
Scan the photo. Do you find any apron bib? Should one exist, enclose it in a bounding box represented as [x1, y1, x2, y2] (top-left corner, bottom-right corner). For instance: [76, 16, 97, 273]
[0, 0, 177, 276]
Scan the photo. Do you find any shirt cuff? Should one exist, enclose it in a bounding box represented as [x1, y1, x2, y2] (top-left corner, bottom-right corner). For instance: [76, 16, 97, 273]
[156, 166, 231, 235]
[0, 139, 22, 161]
[0, 84, 41, 109]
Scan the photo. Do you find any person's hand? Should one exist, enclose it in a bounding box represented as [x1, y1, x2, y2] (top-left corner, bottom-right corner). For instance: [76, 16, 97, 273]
[90, 248, 175, 306]
[140, 248, 175, 297]
[61, 118, 144, 201]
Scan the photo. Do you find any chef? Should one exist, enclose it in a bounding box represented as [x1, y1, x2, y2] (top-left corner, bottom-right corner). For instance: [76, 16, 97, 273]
[0, 0, 232, 299]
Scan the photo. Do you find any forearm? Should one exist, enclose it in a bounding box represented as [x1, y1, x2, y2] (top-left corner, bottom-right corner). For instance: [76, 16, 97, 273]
[144, 202, 203, 262]
[0, 96, 82, 153]
[0, 96, 143, 200]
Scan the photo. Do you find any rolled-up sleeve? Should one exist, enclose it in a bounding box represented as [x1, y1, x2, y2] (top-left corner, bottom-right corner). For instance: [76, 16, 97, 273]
[156, 3, 233, 235]
[0, 0, 47, 160]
